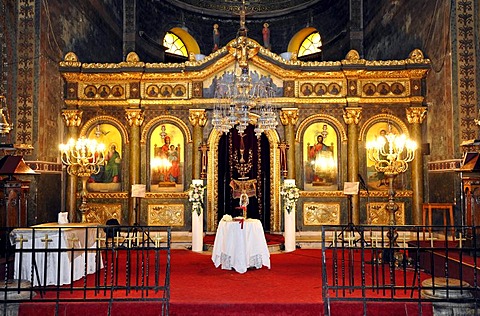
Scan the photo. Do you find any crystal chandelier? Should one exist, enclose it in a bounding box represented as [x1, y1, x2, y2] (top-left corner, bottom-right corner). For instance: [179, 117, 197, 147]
[212, 2, 277, 138]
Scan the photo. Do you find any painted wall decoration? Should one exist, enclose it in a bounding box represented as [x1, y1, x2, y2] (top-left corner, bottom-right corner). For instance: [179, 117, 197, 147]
[150, 124, 184, 192]
[365, 122, 400, 191]
[202, 64, 283, 98]
[303, 122, 338, 190]
[87, 123, 123, 192]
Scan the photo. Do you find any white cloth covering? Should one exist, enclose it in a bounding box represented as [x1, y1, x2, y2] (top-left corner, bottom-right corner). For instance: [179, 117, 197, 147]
[11, 223, 102, 286]
[211, 218, 270, 273]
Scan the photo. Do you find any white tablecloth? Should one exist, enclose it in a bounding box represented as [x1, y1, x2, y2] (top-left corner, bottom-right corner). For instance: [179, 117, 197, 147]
[11, 223, 102, 286]
[211, 218, 270, 273]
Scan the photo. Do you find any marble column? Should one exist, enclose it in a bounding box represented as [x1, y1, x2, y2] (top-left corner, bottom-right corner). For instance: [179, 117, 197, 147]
[61, 109, 82, 223]
[406, 106, 427, 225]
[343, 107, 362, 224]
[280, 108, 299, 179]
[125, 108, 144, 225]
[188, 109, 207, 180]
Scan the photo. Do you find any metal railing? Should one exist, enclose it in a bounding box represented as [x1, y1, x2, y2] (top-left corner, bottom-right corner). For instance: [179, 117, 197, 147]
[321, 225, 480, 316]
[0, 225, 171, 316]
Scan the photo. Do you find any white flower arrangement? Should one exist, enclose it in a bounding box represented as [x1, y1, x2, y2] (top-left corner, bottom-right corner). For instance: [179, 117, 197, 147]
[188, 182, 205, 216]
[280, 181, 300, 214]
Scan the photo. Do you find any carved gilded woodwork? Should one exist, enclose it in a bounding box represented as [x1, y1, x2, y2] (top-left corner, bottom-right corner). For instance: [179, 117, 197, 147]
[125, 109, 144, 127]
[188, 109, 208, 127]
[59, 45, 430, 229]
[367, 202, 405, 225]
[279, 108, 299, 126]
[343, 107, 362, 125]
[85, 203, 122, 224]
[148, 204, 184, 226]
[406, 107, 427, 124]
[303, 202, 340, 225]
[61, 110, 83, 127]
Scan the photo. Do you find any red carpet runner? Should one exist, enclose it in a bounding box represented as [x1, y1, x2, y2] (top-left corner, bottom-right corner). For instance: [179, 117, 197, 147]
[19, 249, 433, 316]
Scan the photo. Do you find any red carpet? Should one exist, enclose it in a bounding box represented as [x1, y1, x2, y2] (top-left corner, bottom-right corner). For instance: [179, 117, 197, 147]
[18, 249, 433, 316]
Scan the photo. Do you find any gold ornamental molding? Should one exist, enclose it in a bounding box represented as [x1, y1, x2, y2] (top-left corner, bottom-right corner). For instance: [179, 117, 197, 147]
[188, 109, 208, 127]
[279, 108, 299, 126]
[79, 115, 129, 144]
[145, 192, 188, 199]
[61, 110, 82, 127]
[125, 108, 144, 127]
[406, 107, 427, 124]
[343, 107, 362, 125]
[359, 113, 410, 141]
[300, 191, 345, 198]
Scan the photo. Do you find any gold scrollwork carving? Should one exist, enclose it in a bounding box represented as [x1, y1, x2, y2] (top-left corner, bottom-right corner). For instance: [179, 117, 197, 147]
[148, 204, 184, 226]
[367, 202, 405, 225]
[343, 107, 362, 125]
[62, 110, 82, 127]
[188, 109, 207, 127]
[279, 108, 299, 126]
[125, 109, 144, 127]
[406, 107, 427, 124]
[303, 202, 340, 225]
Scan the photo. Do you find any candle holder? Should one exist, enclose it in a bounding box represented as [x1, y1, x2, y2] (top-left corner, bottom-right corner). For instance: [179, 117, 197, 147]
[60, 137, 105, 222]
[366, 126, 416, 265]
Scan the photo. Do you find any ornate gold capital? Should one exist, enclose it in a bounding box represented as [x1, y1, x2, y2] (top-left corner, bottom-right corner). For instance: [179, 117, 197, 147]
[61, 109, 82, 127]
[188, 109, 207, 127]
[343, 107, 362, 125]
[280, 108, 299, 126]
[125, 109, 144, 127]
[406, 107, 427, 124]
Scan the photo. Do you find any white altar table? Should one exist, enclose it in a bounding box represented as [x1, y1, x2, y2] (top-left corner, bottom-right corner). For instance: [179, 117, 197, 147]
[211, 217, 270, 274]
[11, 222, 102, 286]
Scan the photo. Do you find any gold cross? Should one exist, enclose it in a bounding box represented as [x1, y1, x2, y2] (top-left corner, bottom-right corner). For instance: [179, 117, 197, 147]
[41, 234, 53, 248]
[15, 234, 28, 249]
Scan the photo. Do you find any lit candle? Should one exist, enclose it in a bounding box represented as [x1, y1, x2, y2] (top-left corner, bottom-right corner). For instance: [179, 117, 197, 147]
[430, 236, 434, 248]
[459, 232, 462, 248]
[403, 234, 406, 248]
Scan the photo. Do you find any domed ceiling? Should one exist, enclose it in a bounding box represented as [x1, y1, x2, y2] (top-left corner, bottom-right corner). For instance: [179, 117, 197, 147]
[163, 0, 324, 18]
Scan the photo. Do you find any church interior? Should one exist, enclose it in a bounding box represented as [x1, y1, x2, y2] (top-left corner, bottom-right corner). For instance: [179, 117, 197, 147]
[0, 0, 479, 314]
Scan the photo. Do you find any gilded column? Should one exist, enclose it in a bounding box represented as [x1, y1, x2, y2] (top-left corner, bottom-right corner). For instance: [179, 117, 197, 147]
[406, 106, 427, 225]
[343, 107, 362, 224]
[126, 108, 144, 225]
[189, 109, 207, 180]
[61, 109, 82, 222]
[280, 108, 299, 179]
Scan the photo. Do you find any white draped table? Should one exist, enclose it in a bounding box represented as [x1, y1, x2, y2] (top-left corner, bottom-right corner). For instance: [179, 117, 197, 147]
[11, 222, 102, 286]
[211, 218, 270, 273]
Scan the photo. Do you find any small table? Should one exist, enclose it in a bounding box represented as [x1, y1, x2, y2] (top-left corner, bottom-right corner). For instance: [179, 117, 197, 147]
[422, 203, 455, 240]
[11, 222, 102, 286]
[211, 218, 270, 273]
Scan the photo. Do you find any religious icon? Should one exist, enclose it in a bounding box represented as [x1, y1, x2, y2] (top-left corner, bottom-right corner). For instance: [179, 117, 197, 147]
[303, 123, 338, 190]
[150, 124, 184, 191]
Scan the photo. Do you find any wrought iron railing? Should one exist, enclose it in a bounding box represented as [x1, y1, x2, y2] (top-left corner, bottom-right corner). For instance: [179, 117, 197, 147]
[0, 225, 171, 316]
[321, 225, 480, 316]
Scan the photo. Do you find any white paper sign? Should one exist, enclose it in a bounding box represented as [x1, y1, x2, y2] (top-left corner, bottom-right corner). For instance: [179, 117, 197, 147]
[343, 182, 359, 195]
[131, 184, 146, 198]
[58, 212, 69, 224]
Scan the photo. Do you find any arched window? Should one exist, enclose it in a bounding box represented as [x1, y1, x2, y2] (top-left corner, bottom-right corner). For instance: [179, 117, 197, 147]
[298, 32, 322, 58]
[163, 31, 188, 57]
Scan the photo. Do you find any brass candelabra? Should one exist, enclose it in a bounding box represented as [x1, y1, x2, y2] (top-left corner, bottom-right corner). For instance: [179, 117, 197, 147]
[59, 137, 105, 222]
